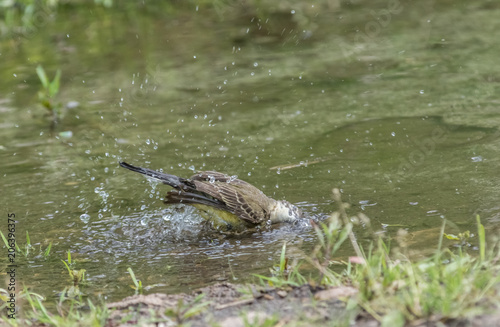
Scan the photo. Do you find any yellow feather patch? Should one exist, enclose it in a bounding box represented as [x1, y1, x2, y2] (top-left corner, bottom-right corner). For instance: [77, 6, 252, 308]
[192, 204, 254, 231]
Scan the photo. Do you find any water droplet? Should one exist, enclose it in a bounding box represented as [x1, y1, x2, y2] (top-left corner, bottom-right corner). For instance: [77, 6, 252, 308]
[79, 213, 90, 223]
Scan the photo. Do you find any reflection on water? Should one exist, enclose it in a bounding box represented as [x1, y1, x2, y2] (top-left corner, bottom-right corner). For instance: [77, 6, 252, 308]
[1, 0, 500, 304]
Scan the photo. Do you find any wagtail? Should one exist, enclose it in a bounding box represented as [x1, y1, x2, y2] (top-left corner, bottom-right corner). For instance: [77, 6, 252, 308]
[119, 162, 302, 230]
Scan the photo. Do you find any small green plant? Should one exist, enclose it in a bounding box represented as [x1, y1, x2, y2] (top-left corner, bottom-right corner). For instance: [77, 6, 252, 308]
[0, 230, 52, 258]
[254, 241, 307, 287]
[164, 293, 211, 325]
[476, 214, 486, 262]
[242, 311, 280, 327]
[24, 289, 55, 324]
[307, 188, 368, 286]
[309, 213, 351, 285]
[127, 267, 143, 294]
[36, 65, 62, 123]
[444, 230, 471, 244]
[44, 242, 53, 257]
[21, 287, 108, 326]
[61, 250, 86, 298]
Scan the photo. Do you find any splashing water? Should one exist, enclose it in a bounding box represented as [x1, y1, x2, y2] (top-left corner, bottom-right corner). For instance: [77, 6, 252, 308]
[162, 205, 205, 237]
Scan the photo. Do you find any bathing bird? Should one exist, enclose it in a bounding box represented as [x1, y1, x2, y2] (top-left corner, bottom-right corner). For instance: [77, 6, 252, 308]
[119, 161, 302, 230]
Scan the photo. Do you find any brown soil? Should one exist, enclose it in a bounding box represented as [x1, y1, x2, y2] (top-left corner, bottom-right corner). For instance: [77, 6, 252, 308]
[105, 283, 500, 327]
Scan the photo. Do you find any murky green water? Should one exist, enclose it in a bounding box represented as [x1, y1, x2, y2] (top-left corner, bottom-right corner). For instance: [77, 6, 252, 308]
[1, 0, 500, 304]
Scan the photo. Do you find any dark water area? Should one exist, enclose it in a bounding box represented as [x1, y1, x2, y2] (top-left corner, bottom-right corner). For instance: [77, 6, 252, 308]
[1, 0, 500, 303]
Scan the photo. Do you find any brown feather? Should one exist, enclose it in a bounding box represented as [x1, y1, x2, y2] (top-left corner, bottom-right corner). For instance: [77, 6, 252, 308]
[156, 170, 273, 225]
[165, 190, 226, 210]
[120, 162, 285, 226]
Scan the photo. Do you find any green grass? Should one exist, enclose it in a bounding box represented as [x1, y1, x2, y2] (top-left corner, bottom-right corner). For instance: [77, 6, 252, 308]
[36, 64, 62, 124]
[61, 250, 86, 298]
[164, 293, 211, 325]
[350, 233, 499, 324]
[254, 241, 308, 287]
[23, 289, 108, 327]
[0, 230, 52, 258]
[256, 190, 500, 326]
[127, 267, 143, 294]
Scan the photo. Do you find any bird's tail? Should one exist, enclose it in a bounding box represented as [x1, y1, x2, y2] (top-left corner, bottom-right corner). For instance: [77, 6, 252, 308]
[119, 161, 188, 189]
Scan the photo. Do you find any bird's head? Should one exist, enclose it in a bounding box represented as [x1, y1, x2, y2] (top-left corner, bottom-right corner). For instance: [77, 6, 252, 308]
[270, 200, 303, 223]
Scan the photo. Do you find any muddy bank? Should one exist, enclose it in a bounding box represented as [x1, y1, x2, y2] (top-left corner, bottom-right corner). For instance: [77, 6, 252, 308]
[105, 283, 500, 327]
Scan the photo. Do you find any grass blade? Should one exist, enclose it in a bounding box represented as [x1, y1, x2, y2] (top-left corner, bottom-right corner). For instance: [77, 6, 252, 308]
[476, 215, 485, 262]
[49, 69, 61, 98]
[36, 65, 49, 89]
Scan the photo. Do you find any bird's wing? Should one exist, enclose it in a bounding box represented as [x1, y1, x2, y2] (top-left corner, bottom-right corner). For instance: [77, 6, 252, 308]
[157, 170, 270, 224]
[164, 190, 227, 209]
[217, 183, 270, 224]
[191, 180, 269, 225]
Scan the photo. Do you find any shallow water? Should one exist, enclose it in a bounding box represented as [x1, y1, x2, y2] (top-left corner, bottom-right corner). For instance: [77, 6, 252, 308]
[1, 0, 500, 303]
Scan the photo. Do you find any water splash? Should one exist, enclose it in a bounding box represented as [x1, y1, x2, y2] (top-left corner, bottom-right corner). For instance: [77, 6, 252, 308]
[80, 213, 91, 223]
[162, 205, 205, 238]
